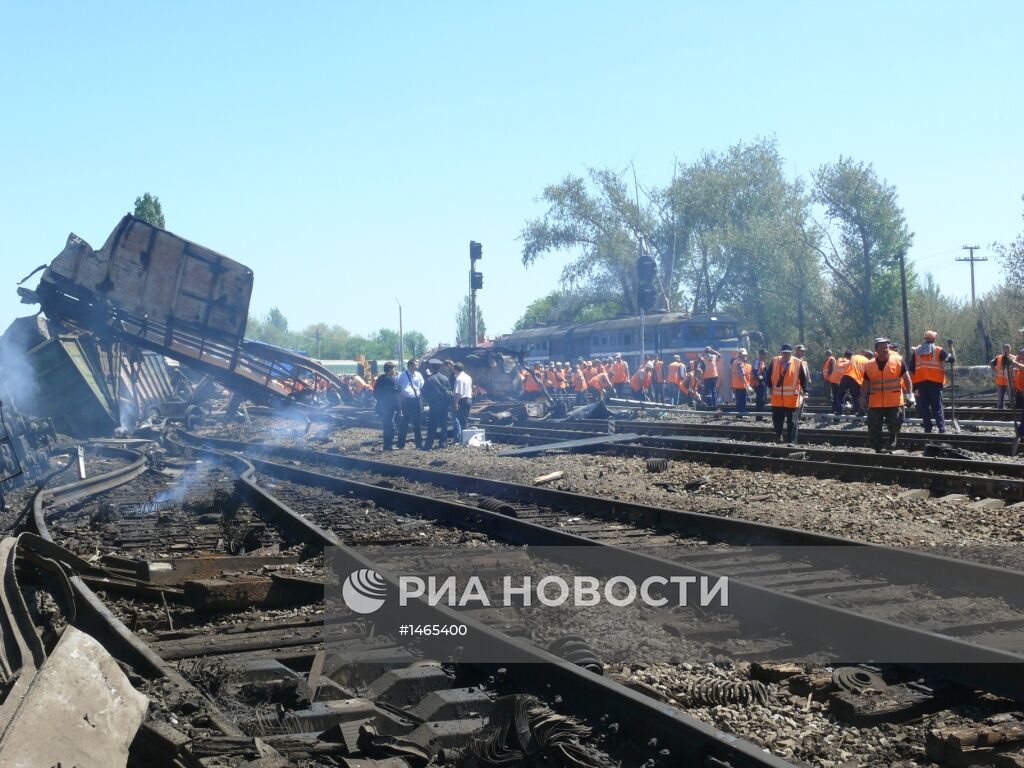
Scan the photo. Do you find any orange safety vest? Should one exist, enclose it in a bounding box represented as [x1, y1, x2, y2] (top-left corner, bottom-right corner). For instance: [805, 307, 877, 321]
[573, 368, 586, 392]
[667, 361, 682, 384]
[678, 371, 693, 395]
[611, 360, 629, 384]
[701, 354, 719, 380]
[545, 369, 560, 389]
[822, 356, 835, 382]
[863, 356, 905, 408]
[828, 357, 849, 385]
[588, 372, 612, 392]
[1013, 367, 1024, 392]
[731, 360, 751, 390]
[911, 345, 946, 386]
[995, 355, 1010, 387]
[351, 376, 368, 394]
[846, 355, 868, 385]
[630, 369, 651, 392]
[523, 371, 543, 393]
[654, 360, 665, 383]
[770, 356, 803, 408]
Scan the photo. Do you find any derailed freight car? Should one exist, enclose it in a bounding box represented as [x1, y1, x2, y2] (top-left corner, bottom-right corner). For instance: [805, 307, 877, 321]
[19, 215, 346, 409]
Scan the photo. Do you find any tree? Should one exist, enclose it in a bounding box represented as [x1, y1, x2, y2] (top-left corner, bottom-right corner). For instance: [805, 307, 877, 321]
[992, 194, 1024, 289]
[520, 168, 670, 315]
[810, 158, 913, 337]
[133, 193, 165, 228]
[514, 290, 620, 330]
[404, 331, 429, 358]
[455, 297, 486, 346]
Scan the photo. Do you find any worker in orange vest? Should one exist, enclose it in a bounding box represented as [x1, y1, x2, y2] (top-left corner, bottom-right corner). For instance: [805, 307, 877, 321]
[610, 353, 630, 399]
[587, 369, 613, 402]
[909, 330, 954, 434]
[520, 364, 546, 400]
[666, 355, 683, 405]
[652, 355, 665, 403]
[766, 344, 808, 444]
[833, 349, 868, 416]
[822, 349, 837, 405]
[630, 363, 653, 401]
[572, 360, 589, 405]
[697, 346, 722, 407]
[990, 343, 1014, 409]
[1007, 348, 1024, 442]
[730, 349, 753, 414]
[861, 337, 915, 452]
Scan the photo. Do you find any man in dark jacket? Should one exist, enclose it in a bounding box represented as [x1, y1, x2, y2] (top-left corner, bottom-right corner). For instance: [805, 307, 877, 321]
[373, 362, 400, 451]
[421, 360, 453, 450]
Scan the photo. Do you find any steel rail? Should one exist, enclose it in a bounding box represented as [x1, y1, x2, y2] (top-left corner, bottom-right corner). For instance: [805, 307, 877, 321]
[182, 432, 1024, 702]
[179, 439, 793, 768]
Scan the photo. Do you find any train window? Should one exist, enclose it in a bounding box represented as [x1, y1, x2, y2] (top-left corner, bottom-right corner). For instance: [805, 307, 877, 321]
[623, 334, 631, 346]
[686, 324, 709, 343]
[715, 324, 736, 339]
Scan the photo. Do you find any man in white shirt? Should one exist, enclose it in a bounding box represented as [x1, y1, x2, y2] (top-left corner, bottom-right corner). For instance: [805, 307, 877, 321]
[396, 359, 424, 449]
[453, 362, 473, 432]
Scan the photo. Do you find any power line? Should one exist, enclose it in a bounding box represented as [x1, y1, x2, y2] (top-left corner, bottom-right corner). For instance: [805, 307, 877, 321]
[955, 245, 987, 308]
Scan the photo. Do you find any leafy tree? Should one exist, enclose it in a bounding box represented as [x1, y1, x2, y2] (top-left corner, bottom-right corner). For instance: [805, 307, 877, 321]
[404, 331, 429, 358]
[455, 297, 486, 346]
[992, 194, 1024, 289]
[514, 290, 620, 330]
[810, 157, 913, 337]
[133, 193, 165, 228]
[520, 168, 669, 315]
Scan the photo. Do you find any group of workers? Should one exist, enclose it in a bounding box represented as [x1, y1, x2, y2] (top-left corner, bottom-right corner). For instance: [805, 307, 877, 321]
[515, 329, 1024, 452]
[373, 358, 474, 451]
[516, 347, 733, 408]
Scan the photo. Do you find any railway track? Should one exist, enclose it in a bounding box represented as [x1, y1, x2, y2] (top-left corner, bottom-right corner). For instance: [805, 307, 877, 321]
[26, 441, 791, 767]
[180, 432, 1024, 704]
[501, 417, 1018, 454]
[475, 424, 1024, 504]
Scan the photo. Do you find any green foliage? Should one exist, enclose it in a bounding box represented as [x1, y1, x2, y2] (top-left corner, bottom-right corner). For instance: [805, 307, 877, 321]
[992, 194, 1024, 289]
[514, 290, 621, 330]
[245, 308, 428, 362]
[133, 193, 165, 228]
[455, 297, 486, 346]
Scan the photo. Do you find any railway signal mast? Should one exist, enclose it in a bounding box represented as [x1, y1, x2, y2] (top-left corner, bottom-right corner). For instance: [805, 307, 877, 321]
[469, 241, 483, 345]
[636, 239, 657, 362]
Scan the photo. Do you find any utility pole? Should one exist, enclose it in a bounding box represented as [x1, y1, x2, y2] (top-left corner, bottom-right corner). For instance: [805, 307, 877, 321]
[898, 250, 911, 356]
[395, 298, 404, 363]
[956, 245, 987, 308]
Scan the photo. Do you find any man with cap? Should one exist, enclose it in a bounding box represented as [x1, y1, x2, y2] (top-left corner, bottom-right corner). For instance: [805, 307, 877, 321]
[765, 344, 808, 443]
[610, 353, 630, 399]
[697, 346, 722, 407]
[421, 359, 454, 451]
[861, 338, 915, 452]
[908, 331, 953, 434]
[750, 349, 770, 414]
[666, 354, 683, 405]
[396, 358, 424, 450]
[990, 343, 1014, 409]
[730, 349, 753, 414]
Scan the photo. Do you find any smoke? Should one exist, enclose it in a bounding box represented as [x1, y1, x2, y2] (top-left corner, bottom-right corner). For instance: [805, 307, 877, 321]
[0, 317, 44, 411]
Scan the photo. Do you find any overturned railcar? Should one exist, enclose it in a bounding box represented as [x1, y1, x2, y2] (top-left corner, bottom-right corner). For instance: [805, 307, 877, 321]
[19, 216, 345, 410]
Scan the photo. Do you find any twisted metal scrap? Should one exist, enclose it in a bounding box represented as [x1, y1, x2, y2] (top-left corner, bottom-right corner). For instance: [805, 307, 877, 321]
[673, 676, 769, 707]
[469, 695, 611, 768]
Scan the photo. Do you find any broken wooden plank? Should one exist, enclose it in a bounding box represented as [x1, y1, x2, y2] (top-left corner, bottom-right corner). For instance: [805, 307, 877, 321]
[145, 553, 300, 584]
[500, 433, 642, 458]
[183, 573, 323, 612]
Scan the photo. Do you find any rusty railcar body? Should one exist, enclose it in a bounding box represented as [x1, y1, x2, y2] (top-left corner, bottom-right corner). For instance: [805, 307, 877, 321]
[20, 216, 345, 409]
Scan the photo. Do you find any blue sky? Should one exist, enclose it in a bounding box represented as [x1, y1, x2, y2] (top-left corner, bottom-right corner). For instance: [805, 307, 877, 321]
[1, 2, 1021, 350]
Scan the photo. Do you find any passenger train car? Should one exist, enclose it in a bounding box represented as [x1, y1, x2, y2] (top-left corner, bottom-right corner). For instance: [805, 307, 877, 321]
[497, 312, 744, 369]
